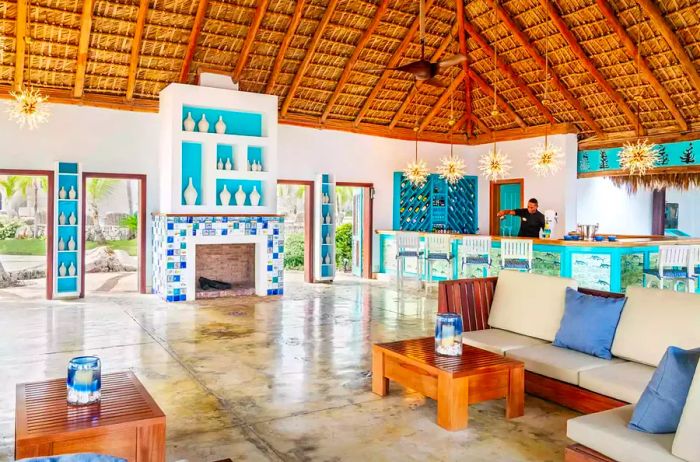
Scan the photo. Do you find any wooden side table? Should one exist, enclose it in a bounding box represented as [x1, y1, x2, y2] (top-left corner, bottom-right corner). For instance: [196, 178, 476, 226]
[372, 337, 524, 431]
[15, 371, 166, 461]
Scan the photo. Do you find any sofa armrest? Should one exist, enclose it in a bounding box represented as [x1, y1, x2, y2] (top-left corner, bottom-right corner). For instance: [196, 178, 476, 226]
[438, 277, 498, 332]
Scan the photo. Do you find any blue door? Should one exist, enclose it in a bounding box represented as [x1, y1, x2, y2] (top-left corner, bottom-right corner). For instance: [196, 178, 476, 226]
[352, 189, 363, 277]
[499, 183, 522, 237]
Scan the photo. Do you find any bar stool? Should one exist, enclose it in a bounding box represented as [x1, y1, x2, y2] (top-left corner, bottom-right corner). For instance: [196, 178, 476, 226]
[395, 232, 423, 289]
[688, 245, 700, 293]
[500, 239, 533, 273]
[643, 245, 691, 292]
[425, 234, 454, 292]
[462, 236, 492, 277]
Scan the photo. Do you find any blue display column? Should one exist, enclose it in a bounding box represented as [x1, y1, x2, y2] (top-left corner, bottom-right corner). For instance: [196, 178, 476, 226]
[53, 162, 82, 299]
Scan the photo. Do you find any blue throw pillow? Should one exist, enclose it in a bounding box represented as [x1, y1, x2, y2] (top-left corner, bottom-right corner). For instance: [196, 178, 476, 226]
[629, 346, 700, 433]
[553, 287, 626, 359]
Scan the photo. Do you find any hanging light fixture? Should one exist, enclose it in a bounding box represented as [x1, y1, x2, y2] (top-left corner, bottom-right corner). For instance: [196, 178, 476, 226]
[404, 123, 429, 186]
[490, 4, 499, 117]
[479, 141, 511, 181]
[7, 0, 49, 130]
[619, 4, 658, 176]
[437, 55, 466, 184]
[528, 32, 563, 176]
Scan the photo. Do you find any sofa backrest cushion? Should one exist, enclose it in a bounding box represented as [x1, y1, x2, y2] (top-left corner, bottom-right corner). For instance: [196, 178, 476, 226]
[673, 364, 700, 461]
[611, 286, 700, 366]
[488, 270, 577, 342]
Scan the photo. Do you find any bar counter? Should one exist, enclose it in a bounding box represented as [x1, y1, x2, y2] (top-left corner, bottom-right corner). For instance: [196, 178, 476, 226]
[376, 230, 700, 293]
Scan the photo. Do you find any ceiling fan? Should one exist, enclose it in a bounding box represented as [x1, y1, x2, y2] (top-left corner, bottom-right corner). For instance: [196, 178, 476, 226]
[367, 0, 466, 86]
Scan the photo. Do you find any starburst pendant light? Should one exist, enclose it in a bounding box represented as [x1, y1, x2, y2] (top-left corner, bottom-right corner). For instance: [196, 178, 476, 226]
[437, 70, 466, 184]
[479, 142, 511, 181]
[619, 4, 658, 176]
[404, 124, 429, 186]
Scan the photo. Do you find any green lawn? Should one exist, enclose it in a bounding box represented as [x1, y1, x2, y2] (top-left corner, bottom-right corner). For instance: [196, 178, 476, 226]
[0, 238, 137, 256]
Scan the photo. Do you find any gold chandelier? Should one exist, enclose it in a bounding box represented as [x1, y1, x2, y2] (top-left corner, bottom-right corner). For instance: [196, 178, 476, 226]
[479, 142, 511, 181]
[404, 124, 429, 186]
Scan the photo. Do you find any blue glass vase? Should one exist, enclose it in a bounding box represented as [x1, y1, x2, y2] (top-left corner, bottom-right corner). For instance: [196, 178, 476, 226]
[435, 313, 463, 356]
[67, 356, 101, 405]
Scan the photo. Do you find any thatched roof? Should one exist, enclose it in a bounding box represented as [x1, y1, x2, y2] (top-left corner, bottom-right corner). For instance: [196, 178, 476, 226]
[1, 0, 699, 145]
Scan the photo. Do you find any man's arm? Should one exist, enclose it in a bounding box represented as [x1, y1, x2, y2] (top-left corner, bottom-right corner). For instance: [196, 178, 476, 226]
[497, 208, 524, 218]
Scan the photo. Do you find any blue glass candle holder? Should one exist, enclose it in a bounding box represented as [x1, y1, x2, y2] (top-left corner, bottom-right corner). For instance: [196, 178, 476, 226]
[67, 356, 101, 405]
[435, 313, 463, 356]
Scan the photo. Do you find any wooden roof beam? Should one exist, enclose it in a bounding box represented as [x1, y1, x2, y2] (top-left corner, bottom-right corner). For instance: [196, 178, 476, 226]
[125, 0, 149, 100]
[462, 21, 556, 125]
[280, 0, 339, 116]
[467, 122, 577, 145]
[596, 0, 687, 132]
[455, 0, 473, 137]
[13, 0, 27, 91]
[469, 69, 526, 128]
[449, 112, 468, 133]
[265, 0, 306, 94]
[540, 0, 640, 131]
[449, 112, 492, 136]
[178, 0, 209, 83]
[232, 0, 270, 83]
[321, 0, 389, 122]
[389, 22, 457, 130]
[637, 0, 700, 97]
[73, 0, 95, 97]
[353, 0, 437, 127]
[419, 70, 464, 131]
[483, 0, 603, 136]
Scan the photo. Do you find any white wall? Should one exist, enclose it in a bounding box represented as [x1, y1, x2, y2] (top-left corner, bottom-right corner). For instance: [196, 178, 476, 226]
[576, 177, 653, 235]
[666, 188, 700, 236]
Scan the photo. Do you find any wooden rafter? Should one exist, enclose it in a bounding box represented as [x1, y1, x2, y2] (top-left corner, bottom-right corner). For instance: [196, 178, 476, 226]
[265, 0, 306, 94]
[389, 22, 457, 130]
[455, 0, 472, 137]
[484, 0, 603, 135]
[353, 0, 437, 127]
[13, 0, 27, 91]
[280, 0, 339, 117]
[595, 0, 687, 132]
[469, 69, 526, 128]
[540, 0, 640, 131]
[419, 70, 464, 131]
[178, 0, 209, 84]
[471, 113, 492, 135]
[637, 0, 700, 97]
[73, 0, 95, 98]
[449, 112, 491, 136]
[321, 0, 389, 122]
[449, 112, 468, 133]
[232, 0, 270, 83]
[468, 122, 577, 145]
[126, 0, 149, 100]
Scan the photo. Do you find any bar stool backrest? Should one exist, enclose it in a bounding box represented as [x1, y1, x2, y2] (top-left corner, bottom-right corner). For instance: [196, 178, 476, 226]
[462, 236, 491, 257]
[427, 234, 453, 255]
[659, 245, 690, 270]
[396, 232, 421, 252]
[688, 246, 700, 276]
[501, 239, 533, 267]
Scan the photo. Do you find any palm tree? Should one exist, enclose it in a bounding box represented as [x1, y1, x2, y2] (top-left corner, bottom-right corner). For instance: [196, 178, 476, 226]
[86, 178, 118, 245]
[0, 176, 22, 215]
[15, 176, 47, 236]
[334, 186, 354, 225]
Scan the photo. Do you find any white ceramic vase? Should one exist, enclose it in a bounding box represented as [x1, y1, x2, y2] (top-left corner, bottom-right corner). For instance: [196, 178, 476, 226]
[59, 187, 67, 199]
[250, 186, 261, 206]
[67, 236, 76, 251]
[183, 112, 195, 131]
[59, 212, 66, 225]
[184, 177, 198, 205]
[219, 185, 231, 206]
[68, 186, 77, 200]
[68, 262, 76, 276]
[235, 185, 246, 206]
[68, 213, 76, 225]
[58, 237, 65, 251]
[217, 158, 224, 170]
[198, 114, 209, 133]
[325, 234, 331, 245]
[58, 263, 67, 277]
[215, 116, 226, 134]
[324, 254, 331, 265]
[225, 158, 232, 170]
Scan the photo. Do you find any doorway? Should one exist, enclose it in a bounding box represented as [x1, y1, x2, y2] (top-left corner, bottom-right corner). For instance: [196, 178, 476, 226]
[337, 182, 373, 279]
[277, 180, 314, 283]
[81, 173, 147, 295]
[490, 179, 524, 236]
[0, 170, 54, 299]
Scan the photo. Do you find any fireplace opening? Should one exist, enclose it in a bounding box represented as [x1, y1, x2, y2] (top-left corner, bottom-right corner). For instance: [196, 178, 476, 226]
[195, 243, 256, 299]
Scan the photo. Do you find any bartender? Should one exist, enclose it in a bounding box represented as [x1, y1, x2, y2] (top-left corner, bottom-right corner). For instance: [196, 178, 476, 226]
[497, 198, 546, 238]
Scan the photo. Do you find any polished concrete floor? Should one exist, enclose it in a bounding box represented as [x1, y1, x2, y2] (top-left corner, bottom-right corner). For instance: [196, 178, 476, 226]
[0, 272, 576, 461]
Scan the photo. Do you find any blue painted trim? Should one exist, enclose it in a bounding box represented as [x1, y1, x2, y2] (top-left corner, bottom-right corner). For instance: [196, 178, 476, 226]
[182, 105, 263, 137]
[181, 141, 202, 205]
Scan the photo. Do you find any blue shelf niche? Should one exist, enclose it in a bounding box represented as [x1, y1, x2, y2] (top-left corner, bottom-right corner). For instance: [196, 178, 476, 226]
[215, 179, 264, 206]
[58, 162, 78, 174]
[57, 277, 78, 293]
[57, 250, 78, 269]
[181, 141, 202, 205]
[247, 146, 265, 170]
[58, 200, 78, 220]
[58, 175, 78, 199]
[182, 105, 263, 137]
[216, 144, 235, 170]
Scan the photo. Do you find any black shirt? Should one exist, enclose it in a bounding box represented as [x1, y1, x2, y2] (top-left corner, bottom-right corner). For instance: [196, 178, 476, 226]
[513, 209, 545, 238]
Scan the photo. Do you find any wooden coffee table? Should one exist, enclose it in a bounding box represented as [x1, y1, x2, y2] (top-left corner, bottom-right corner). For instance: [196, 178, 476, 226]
[15, 371, 166, 461]
[372, 337, 524, 431]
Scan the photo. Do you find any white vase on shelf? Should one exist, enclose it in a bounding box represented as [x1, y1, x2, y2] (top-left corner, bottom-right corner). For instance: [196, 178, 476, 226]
[68, 186, 76, 200]
[58, 263, 67, 277]
[67, 236, 76, 251]
[325, 234, 331, 245]
[250, 186, 261, 206]
[215, 116, 226, 134]
[58, 237, 65, 251]
[225, 158, 232, 170]
[183, 177, 198, 205]
[219, 185, 231, 206]
[59, 212, 66, 225]
[325, 215, 332, 225]
[217, 158, 224, 170]
[235, 185, 246, 206]
[68, 213, 76, 225]
[68, 262, 76, 276]
[183, 112, 195, 131]
[248, 161, 253, 172]
[198, 114, 209, 133]
[324, 254, 331, 265]
[59, 187, 67, 199]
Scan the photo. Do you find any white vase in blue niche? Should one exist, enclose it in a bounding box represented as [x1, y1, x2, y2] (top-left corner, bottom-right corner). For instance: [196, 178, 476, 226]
[219, 185, 231, 206]
[235, 185, 246, 206]
[183, 112, 195, 132]
[183, 178, 198, 205]
[435, 313, 463, 356]
[250, 186, 261, 206]
[215, 116, 226, 134]
[198, 114, 209, 133]
[67, 356, 101, 405]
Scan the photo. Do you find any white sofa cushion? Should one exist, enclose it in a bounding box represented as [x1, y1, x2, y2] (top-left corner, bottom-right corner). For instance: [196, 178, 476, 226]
[505, 344, 624, 385]
[567, 405, 681, 462]
[579, 362, 655, 404]
[488, 270, 577, 342]
[462, 328, 547, 355]
[673, 365, 700, 461]
[612, 286, 700, 367]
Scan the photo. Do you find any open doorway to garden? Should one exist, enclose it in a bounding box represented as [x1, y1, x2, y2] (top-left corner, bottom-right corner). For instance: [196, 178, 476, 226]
[336, 183, 373, 279]
[81, 173, 146, 295]
[277, 180, 313, 283]
[0, 171, 53, 299]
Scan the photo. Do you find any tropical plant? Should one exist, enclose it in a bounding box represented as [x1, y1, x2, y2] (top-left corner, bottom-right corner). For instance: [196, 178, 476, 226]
[119, 213, 138, 239]
[86, 178, 118, 245]
[0, 176, 22, 214]
[335, 222, 353, 270]
[283, 232, 305, 270]
[0, 219, 22, 239]
[334, 186, 354, 224]
[15, 176, 48, 237]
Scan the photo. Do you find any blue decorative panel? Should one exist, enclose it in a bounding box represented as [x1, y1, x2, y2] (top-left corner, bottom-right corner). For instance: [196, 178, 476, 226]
[571, 253, 612, 291]
[58, 162, 78, 174]
[216, 144, 234, 169]
[579, 140, 698, 175]
[181, 141, 202, 205]
[215, 179, 264, 206]
[181, 105, 263, 137]
[57, 277, 78, 293]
